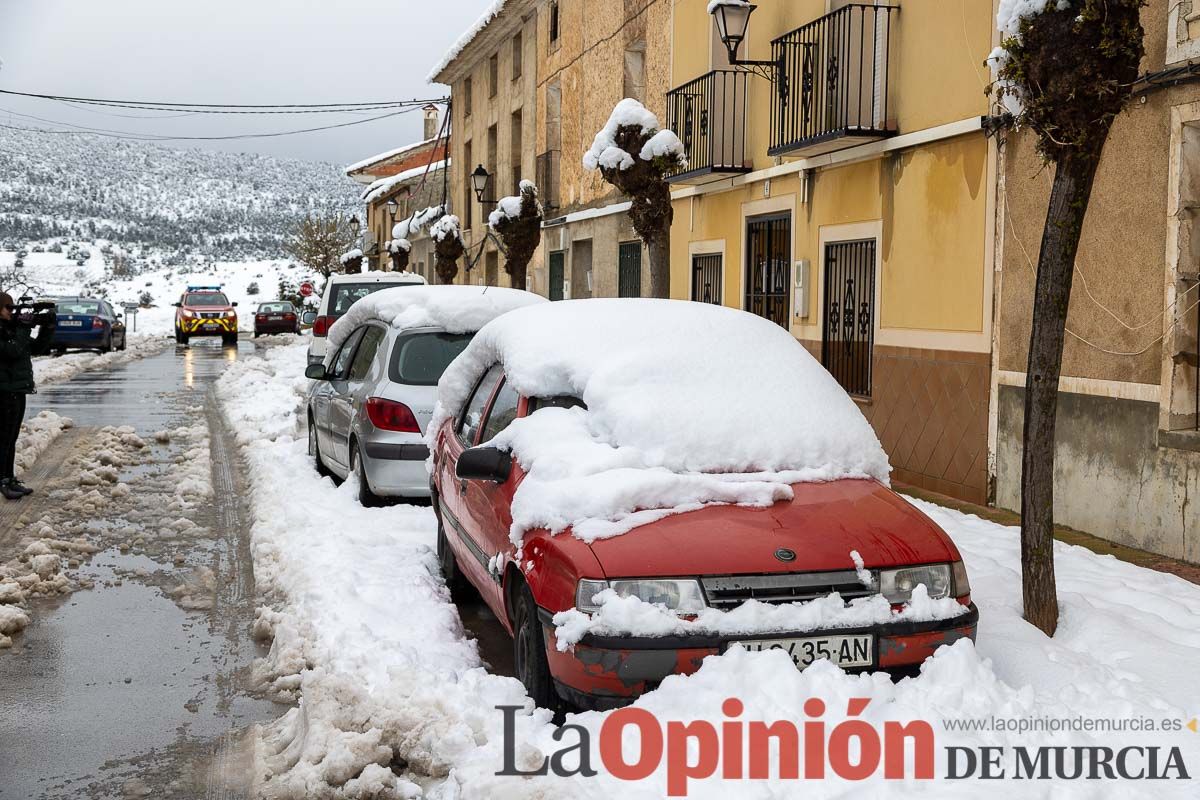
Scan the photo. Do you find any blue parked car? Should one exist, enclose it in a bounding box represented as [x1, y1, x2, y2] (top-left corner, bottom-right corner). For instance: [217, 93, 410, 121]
[49, 297, 127, 354]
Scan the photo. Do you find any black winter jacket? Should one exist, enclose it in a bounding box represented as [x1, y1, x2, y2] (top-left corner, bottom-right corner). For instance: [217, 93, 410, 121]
[0, 318, 55, 394]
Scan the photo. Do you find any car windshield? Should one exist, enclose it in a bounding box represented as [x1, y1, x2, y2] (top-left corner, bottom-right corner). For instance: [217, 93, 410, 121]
[259, 303, 292, 313]
[330, 283, 416, 316]
[388, 332, 474, 386]
[57, 301, 102, 315]
[185, 293, 230, 307]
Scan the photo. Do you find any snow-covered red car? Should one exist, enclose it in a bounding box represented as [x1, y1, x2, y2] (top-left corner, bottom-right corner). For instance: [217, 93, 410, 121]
[430, 299, 978, 711]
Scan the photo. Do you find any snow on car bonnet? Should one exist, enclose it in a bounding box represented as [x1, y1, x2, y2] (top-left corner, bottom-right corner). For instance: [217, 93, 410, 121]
[326, 285, 545, 350]
[434, 299, 891, 545]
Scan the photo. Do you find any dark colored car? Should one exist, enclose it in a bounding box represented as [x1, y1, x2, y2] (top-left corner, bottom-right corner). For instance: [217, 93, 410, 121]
[253, 301, 300, 337]
[49, 297, 127, 353]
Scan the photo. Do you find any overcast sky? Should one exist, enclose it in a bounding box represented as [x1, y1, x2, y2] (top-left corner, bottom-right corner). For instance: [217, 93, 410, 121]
[0, 0, 491, 166]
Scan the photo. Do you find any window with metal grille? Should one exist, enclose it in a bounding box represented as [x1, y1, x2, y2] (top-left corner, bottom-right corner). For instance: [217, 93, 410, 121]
[691, 254, 722, 304]
[745, 215, 791, 328]
[618, 242, 642, 297]
[822, 238, 876, 397]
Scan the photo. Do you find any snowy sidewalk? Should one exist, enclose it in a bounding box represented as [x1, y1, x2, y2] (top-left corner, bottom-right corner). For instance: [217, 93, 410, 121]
[219, 340, 1200, 800]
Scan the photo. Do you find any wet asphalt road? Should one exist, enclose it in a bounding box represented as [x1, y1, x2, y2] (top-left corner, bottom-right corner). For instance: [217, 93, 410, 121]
[0, 338, 273, 799]
[0, 335, 513, 799]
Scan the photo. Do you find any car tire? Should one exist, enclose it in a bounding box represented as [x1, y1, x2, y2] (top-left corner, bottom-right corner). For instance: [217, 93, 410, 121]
[350, 439, 381, 507]
[309, 414, 332, 478]
[514, 583, 560, 712]
[101, 334, 113, 354]
[435, 511, 470, 601]
[222, 333, 237, 347]
[118, 335, 126, 352]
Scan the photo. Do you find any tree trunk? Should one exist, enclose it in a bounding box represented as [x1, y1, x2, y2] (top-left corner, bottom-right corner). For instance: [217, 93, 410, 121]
[646, 229, 670, 299]
[1020, 151, 1100, 637]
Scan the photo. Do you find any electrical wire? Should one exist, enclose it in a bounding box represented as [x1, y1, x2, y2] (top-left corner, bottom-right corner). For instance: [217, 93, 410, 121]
[0, 87, 442, 110]
[0, 106, 424, 142]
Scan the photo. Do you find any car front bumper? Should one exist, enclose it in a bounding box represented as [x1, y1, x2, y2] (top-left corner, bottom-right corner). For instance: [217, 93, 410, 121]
[540, 602, 979, 711]
[179, 317, 237, 335]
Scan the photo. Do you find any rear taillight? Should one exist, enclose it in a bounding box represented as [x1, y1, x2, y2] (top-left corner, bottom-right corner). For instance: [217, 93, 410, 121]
[92, 317, 104, 329]
[312, 316, 333, 337]
[365, 397, 420, 433]
[284, 313, 296, 320]
[256, 314, 266, 321]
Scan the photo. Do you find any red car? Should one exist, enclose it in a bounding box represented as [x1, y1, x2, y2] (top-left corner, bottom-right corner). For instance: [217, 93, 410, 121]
[431, 302, 977, 711]
[253, 301, 300, 337]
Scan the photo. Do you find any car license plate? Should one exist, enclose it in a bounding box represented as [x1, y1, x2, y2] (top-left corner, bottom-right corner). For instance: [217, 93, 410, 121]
[203, 323, 219, 331]
[268, 315, 282, 320]
[729, 634, 873, 669]
[60, 320, 83, 327]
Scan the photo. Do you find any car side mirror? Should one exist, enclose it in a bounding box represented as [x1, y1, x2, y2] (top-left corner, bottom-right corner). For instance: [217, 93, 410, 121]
[172, 303, 181, 308]
[456, 446, 512, 483]
[302, 311, 317, 324]
[305, 363, 329, 380]
[232, 301, 239, 307]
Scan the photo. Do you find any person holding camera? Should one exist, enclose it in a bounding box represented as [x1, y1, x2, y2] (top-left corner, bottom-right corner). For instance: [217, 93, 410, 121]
[0, 292, 56, 500]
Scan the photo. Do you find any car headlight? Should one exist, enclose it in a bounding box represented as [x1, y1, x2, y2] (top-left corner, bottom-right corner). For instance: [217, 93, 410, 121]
[575, 578, 707, 614]
[180, 310, 194, 318]
[224, 310, 237, 319]
[879, 563, 957, 603]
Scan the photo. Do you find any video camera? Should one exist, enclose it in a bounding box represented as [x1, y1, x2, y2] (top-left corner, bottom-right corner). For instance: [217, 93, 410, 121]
[12, 297, 57, 328]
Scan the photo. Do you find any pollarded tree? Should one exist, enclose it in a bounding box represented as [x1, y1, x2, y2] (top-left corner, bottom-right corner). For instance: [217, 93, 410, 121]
[388, 205, 444, 273]
[430, 215, 465, 285]
[488, 180, 543, 288]
[583, 99, 687, 298]
[989, 0, 1144, 636]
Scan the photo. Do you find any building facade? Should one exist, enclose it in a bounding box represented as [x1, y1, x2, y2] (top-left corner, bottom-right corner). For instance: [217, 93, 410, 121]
[431, 0, 540, 290]
[666, 0, 999, 504]
[994, 0, 1200, 561]
[533, 0, 672, 300]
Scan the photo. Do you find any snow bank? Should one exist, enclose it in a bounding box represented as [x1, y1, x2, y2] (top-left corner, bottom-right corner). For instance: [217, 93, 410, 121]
[326, 285, 545, 351]
[553, 586, 969, 651]
[13, 410, 72, 480]
[433, 299, 890, 546]
[582, 99, 686, 172]
[32, 335, 170, 387]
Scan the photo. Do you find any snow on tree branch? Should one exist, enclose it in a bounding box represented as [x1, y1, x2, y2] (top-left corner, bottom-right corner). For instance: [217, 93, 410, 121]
[488, 180, 543, 284]
[582, 99, 687, 173]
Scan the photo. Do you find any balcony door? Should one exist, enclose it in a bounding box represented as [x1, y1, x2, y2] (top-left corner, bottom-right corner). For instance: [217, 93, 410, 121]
[745, 214, 791, 329]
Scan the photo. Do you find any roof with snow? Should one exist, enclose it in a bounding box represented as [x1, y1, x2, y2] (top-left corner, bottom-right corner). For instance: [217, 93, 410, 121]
[344, 137, 440, 176]
[361, 159, 449, 205]
[428, 0, 532, 84]
[327, 285, 545, 350]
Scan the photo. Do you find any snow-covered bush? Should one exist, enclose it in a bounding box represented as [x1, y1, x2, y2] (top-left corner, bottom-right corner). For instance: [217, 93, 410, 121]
[138, 290, 154, 307]
[246, 281, 260, 296]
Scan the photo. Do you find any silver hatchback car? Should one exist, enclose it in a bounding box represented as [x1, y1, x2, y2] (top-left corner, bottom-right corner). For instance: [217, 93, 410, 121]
[306, 323, 471, 504]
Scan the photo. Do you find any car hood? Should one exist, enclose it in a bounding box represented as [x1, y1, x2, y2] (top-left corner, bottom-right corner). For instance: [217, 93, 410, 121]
[583, 479, 959, 579]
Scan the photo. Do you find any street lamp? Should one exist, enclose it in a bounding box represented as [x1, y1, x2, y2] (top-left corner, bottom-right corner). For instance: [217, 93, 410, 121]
[349, 215, 361, 236]
[385, 199, 398, 220]
[471, 164, 497, 205]
[712, 1, 755, 64]
[709, 1, 782, 86]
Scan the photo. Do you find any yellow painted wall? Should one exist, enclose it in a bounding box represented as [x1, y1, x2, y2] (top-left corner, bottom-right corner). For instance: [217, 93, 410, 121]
[670, 132, 988, 334]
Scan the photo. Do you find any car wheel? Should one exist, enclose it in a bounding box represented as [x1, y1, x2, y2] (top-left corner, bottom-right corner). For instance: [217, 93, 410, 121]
[514, 583, 560, 711]
[222, 333, 237, 347]
[436, 510, 470, 601]
[180, 331, 190, 346]
[350, 439, 381, 507]
[117, 334, 126, 351]
[102, 334, 113, 353]
[308, 414, 332, 478]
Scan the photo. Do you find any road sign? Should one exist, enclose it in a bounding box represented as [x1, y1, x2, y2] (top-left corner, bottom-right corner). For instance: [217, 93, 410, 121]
[300, 282, 315, 298]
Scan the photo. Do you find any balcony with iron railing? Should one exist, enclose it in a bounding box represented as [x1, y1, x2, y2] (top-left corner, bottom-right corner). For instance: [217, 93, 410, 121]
[770, 4, 898, 158]
[666, 70, 753, 184]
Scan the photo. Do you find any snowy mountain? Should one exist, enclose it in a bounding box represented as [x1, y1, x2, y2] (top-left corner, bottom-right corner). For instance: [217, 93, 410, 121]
[0, 125, 359, 263]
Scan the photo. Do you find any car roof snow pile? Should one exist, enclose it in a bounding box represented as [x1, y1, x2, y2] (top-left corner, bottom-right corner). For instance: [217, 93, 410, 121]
[327, 285, 546, 349]
[433, 299, 892, 546]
